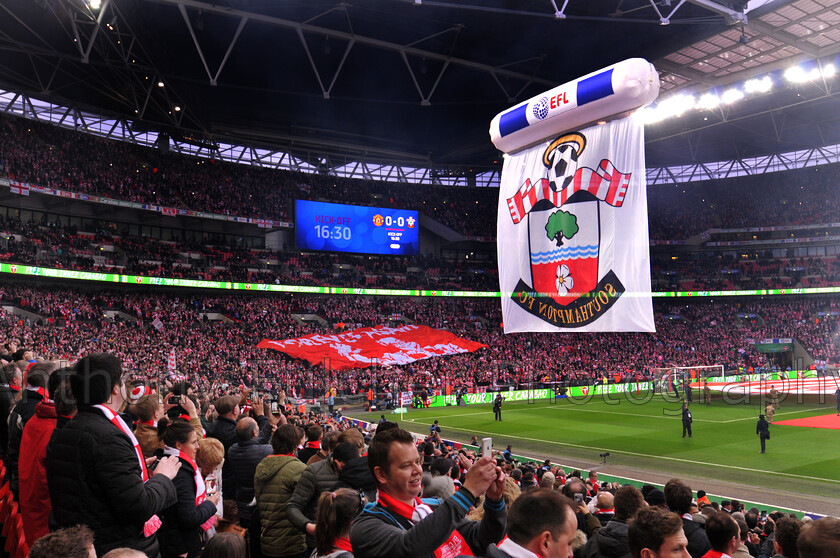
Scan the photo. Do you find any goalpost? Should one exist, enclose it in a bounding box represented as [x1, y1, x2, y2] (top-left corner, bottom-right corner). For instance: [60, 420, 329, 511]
[651, 365, 725, 398]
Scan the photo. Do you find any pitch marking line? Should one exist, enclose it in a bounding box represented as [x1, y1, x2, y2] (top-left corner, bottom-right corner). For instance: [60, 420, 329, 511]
[386, 418, 840, 485]
[399, 403, 818, 423]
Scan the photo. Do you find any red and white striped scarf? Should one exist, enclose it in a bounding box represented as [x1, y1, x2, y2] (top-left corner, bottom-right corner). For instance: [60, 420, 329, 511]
[93, 405, 162, 537]
[163, 447, 216, 532]
[377, 490, 433, 525]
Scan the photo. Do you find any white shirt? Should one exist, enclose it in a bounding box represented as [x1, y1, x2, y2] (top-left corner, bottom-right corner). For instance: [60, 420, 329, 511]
[496, 538, 540, 558]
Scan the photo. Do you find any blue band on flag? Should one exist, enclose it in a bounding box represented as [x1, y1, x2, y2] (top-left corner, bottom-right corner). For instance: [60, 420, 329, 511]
[577, 69, 614, 106]
[498, 105, 529, 137]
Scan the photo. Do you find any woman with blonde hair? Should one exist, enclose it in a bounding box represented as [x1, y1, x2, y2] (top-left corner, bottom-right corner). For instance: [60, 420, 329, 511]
[195, 437, 225, 536]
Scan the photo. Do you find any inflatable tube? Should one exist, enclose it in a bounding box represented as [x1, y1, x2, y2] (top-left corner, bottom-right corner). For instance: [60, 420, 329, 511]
[489, 58, 659, 154]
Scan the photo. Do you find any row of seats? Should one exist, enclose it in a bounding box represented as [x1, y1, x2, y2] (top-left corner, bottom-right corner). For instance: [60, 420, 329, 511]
[0, 460, 27, 558]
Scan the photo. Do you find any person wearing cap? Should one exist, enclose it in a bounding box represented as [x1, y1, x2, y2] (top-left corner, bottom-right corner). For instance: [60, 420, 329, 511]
[756, 414, 770, 454]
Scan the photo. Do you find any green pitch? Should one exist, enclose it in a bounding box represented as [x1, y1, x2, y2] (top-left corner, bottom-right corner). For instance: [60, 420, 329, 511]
[352, 393, 840, 497]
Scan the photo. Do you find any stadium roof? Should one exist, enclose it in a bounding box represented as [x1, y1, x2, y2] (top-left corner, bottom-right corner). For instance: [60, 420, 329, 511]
[1, 0, 840, 170]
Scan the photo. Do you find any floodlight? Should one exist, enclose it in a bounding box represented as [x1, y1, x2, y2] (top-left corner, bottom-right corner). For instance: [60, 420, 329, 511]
[785, 66, 820, 83]
[696, 93, 720, 110]
[744, 76, 772, 94]
[637, 106, 664, 125]
[659, 94, 695, 118]
[721, 88, 744, 104]
[88, 0, 101, 9]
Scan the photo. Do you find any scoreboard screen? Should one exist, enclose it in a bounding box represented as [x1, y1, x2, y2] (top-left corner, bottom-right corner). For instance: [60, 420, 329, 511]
[295, 200, 419, 255]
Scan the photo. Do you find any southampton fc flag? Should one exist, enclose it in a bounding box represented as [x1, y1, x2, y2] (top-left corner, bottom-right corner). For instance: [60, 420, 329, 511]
[497, 116, 654, 333]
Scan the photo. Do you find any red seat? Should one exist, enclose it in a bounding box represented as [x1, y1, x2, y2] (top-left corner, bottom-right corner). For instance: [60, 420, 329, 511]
[4, 511, 21, 554]
[1, 502, 18, 539]
[8, 517, 25, 557]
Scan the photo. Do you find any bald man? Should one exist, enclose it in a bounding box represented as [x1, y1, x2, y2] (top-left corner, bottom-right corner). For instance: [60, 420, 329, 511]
[594, 491, 616, 527]
[228, 417, 274, 528]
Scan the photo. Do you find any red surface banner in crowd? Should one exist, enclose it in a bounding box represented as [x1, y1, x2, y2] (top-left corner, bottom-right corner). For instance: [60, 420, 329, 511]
[257, 325, 488, 370]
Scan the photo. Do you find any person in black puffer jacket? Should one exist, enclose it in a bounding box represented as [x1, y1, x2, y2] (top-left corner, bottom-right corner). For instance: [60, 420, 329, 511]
[46, 354, 180, 558]
[158, 419, 220, 558]
[582, 485, 647, 558]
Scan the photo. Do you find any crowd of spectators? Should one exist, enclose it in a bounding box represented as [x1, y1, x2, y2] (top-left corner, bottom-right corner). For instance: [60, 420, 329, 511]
[651, 253, 840, 291]
[0, 283, 838, 402]
[6, 112, 840, 241]
[7, 213, 840, 293]
[0, 215, 500, 291]
[0, 113, 496, 237]
[3, 353, 839, 558]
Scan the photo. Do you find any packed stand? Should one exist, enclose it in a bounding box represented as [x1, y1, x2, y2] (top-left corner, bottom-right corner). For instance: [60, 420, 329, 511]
[0, 284, 838, 401]
[1, 353, 836, 558]
[5, 112, 840, 241]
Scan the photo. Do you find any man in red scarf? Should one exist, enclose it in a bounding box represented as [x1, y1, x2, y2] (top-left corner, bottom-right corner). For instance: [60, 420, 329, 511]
[350, 427, 506, 558]
[46, 353, 182, 557]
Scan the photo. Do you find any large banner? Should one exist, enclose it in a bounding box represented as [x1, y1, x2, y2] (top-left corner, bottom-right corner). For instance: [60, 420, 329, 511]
[257, 324, 487, 370]
[497, 117, 654, 332]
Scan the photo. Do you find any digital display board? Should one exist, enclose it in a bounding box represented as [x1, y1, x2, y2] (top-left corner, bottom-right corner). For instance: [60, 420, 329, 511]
[295, 200, 419, 255]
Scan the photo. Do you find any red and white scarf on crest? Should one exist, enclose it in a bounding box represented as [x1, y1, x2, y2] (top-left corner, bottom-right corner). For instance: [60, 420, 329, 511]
[163, 447, 216, 532]
[93, 405, 162, 537]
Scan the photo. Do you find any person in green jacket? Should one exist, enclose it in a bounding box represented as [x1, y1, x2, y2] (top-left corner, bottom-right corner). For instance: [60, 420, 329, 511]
[255, 424, 307, 558]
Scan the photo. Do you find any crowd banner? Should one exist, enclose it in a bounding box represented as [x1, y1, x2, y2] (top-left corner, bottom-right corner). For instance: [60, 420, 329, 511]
[257, 324, 487, 371]
[493, 59, 658, 333]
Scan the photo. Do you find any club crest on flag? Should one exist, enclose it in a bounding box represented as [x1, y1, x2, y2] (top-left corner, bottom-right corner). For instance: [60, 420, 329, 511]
[506, 131, 628, 326]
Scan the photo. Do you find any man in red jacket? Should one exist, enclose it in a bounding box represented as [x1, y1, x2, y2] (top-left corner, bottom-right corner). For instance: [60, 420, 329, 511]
[19, 368, 70, 544]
